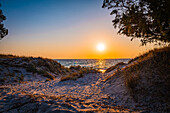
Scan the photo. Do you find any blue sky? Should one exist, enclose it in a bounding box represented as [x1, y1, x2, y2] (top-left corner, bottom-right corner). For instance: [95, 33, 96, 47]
[0, 0, 153, 59]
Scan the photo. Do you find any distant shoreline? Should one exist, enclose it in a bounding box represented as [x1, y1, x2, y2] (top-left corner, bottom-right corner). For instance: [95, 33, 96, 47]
[55, 59, 130, 70]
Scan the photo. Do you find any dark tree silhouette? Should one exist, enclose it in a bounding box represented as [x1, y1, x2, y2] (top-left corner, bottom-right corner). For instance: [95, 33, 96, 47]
[0, 4, 8, 40]
[102, 0, 170, 45]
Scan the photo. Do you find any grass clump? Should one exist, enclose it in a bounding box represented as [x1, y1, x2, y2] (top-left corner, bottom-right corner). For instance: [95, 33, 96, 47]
[105, 62, 126, 73]
[0, 54, 17, 58]
[60, 72, 82, 81]
[43, 72, 55, 80]
[61, 67, 99, 81]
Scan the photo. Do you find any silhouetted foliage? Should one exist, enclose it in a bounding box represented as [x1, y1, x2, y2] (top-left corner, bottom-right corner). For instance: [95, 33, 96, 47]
[102, 0, 170, 45]
[0, 4, 8, 39]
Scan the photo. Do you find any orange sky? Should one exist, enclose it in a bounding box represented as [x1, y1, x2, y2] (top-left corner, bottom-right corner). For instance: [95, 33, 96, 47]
[0, 0, 156, 59]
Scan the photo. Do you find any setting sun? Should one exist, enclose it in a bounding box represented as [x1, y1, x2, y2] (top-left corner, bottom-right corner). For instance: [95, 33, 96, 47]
[97, 43, 105, 51]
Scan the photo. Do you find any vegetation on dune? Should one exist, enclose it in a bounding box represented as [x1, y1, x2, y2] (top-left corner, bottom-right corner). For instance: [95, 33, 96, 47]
[26, 64, 38, 73]
[60, 67, 99, 81]
[103, 1, 169, 110]
[123, 46, 170, 111]
[43, 72, 55, 80]
[105, 62, 126, 73]
[0, 54, 18, 58]
[102, 46, 169, 111]
[0, 55, 101, 83]
[0, 54, 71, 83]
[60, 72, 82, 81]
[0, 71, 24, 84]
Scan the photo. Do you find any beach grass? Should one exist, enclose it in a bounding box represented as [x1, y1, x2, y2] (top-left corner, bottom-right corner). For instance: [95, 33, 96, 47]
[122, 46, 170, 111]
[60, 67, 99, 81]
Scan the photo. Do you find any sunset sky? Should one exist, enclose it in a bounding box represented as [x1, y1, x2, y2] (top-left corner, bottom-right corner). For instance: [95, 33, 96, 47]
[0, 0, 155, 59]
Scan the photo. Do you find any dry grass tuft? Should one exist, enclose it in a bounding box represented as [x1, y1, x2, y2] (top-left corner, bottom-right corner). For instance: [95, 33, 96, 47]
[43, 72, 55, 80]
[0, 54, 18, 58]
[60, 67, 99, 81]
[105, 62, 126, 73]
[60, 72, 81, 81]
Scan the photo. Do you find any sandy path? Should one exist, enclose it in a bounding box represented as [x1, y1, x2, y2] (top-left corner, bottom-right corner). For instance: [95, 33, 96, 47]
[0, 72, 137, 112]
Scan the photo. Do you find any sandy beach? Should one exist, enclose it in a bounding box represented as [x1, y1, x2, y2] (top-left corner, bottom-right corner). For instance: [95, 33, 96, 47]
[0, 57, 138, 112]
[0, 47, 169, 113]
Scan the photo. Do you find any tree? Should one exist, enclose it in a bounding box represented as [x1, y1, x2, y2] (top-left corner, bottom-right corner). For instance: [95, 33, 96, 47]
[102, 0, 170, 45]
[0, 3, 8, 40]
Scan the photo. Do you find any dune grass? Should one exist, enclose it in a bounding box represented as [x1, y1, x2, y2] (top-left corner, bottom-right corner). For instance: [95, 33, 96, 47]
[0, 54, 18, 58]
[124, 46, 169, 90]
[122, 46, 170, 111]
[102, 46, 169, 111]
[43, 72, 55, 80]
[105, 62, 126, 73]
[60, 72, 82, 81]
[60, 67, 99, 81]
[0, 54, 72, 81]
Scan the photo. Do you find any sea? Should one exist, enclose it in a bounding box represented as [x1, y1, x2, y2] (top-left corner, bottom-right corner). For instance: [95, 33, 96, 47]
[55, 59, 130, 70]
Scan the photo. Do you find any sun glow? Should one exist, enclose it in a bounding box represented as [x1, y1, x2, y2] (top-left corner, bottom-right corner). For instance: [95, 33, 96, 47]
[97, 43, 105, 51]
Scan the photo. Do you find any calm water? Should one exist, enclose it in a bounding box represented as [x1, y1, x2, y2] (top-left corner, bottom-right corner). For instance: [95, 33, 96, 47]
[55, 59, 130, 70]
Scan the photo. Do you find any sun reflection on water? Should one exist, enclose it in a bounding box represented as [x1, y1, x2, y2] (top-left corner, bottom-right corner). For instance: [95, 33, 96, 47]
[95, 59, 106, 69]
[56, 59, 129, 72]
[95, 59, 106, 73]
